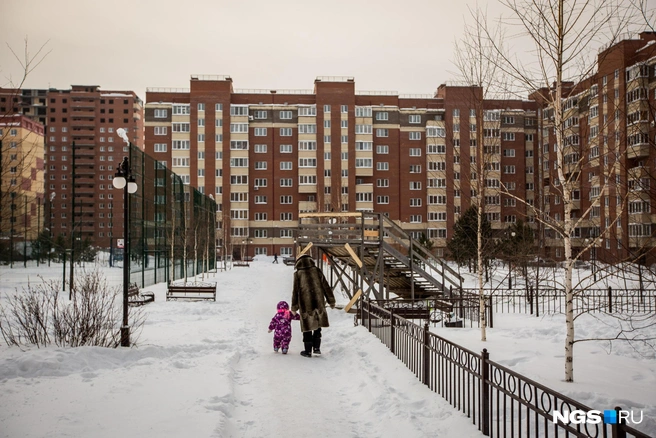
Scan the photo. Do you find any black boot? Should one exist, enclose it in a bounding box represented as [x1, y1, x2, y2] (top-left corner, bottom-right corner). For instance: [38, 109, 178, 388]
[300, 342, 312, 357]
[313, 338, 321, 355]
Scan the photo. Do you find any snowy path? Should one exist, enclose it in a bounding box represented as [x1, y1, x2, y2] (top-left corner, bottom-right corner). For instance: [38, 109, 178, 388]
[0, 261, 480, 438]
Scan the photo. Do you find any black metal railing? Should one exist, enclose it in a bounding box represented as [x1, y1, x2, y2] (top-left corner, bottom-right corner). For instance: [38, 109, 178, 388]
[460, 287, 656, 316]
[359, 300, 651, 438]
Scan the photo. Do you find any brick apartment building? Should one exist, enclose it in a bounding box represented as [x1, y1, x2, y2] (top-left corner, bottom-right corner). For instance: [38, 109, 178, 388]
[1, 86, 144, 248]
[0, 114, 45, 242]
[144, 76, 539, 259]
[535, 31, 656, 265]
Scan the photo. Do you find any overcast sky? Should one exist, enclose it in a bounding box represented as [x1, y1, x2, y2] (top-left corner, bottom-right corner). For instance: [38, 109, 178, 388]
[0, 0, 510, 101]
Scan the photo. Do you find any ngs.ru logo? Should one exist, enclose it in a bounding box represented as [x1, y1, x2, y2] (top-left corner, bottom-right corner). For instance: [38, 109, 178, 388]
[552, 409, 643, 425]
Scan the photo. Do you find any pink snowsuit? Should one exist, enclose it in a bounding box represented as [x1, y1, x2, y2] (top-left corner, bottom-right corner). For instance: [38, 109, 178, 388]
[268, 301, 300, 351]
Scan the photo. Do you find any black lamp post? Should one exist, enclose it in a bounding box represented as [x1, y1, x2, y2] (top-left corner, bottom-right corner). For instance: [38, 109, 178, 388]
[114, 128, 138, 347]
[508, 231, 516, 289]
[48, 192, 55, 267]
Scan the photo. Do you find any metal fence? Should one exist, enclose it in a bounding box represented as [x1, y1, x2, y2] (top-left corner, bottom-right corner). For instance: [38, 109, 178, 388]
[127, 144, 217, 288]
[460, 288, 656, 317]
[359, 300, 651, 438]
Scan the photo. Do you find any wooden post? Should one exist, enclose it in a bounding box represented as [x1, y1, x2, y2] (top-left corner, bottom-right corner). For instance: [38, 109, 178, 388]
[608, 286, 613, 313]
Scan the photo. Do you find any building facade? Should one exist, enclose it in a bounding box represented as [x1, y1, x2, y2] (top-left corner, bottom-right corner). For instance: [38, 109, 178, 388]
[535, 31, 656, 265]
[42, 85, 144, 248]
[145, 76, 539, 259]
[0, 114, 45, 242]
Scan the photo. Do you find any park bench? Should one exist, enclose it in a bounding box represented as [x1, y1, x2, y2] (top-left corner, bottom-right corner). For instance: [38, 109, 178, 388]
[127, 282, 155, 307]
[234, 256, 253, 267]
[166, 282, 216, 301]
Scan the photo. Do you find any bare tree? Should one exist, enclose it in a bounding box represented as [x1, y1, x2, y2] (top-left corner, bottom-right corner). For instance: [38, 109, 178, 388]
[469, 0, 638, 381]
[452, 6, 510, 341]
[1, 39, 50, 253]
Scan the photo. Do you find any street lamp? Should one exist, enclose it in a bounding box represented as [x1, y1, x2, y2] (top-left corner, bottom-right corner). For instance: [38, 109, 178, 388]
[114, 128, 138, 347]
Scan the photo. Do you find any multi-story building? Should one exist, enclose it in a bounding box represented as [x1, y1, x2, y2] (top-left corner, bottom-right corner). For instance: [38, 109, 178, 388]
[0, 88, 48, 126]
[0, 114, 45, 242]
[534, 31, 656, 265]
[145, 76, 538, 259]
[43, 85, 144, 248]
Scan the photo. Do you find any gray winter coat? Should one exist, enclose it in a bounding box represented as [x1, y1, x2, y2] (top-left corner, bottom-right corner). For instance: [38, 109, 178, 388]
[291, 254, 336, 332]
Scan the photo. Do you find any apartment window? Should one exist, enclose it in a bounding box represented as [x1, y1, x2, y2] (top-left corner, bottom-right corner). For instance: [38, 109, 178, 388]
[375, 112, 389, 121]
[230, 123, 248, 133]
[198, 134, 205, 142]
[298, 106, 316, 116]
[299, 158, 317, 168]
[280, 110, 292, 120]
[355, 158, 372, 168]
[215, 103, 223, 111]
[298, 124, 317, 134]
[377, 196, 390, 204]
[230, 158, 248, 167]
[355, 124, 372, 134]
[409, 148, 421, 157]
[376, 128, 388, 137]
[409, 132, 421, 141]
[341, 135, 348, 144]
[280, 144, 293, 153]
[230, 140, 249, 150]
[410, 182, 421, 190]
[154, 109, 167, 118]
[427, 144, 446, 154]
[502, 132, 515, 141]
[280, 213, 293, 221]
[254, 178, 267, 187]
[230, 105, 248, 116]
[254, 128, 267, 136]
[324, 120, 331, 128]
[173, 140, 190, 150]
[280, 128, 292, 136]
[299, 175, 317, 185]
[280, 161, 293, 170]
[341, 105, 348, 113]
[253, 110, 267, 119]
[409, 115, 421, 124]
[324, 105, 331, 113]
[154, 143, 167, 152]
[503, 149, 516, 157]
[410, 198, 422, 207]
[198, 169, 205, 177]
[377, 162, 389, 171]
[355, 142, 372, 151]
[254, 144, 267, 153]
[230, 175, 248, 185]
[376, 145, 388, 154]
[377, 179, 389, 187]
[410, 165, 422, 173]
[198, 118, 205, 126]
[341, 120, 348, 128]
[280, 195, 293, 204]
[154, 126, 167, 135]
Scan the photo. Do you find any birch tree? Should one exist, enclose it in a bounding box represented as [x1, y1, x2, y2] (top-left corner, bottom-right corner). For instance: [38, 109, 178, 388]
[452, 6, 508, 341]
[470, 0, 636, 381]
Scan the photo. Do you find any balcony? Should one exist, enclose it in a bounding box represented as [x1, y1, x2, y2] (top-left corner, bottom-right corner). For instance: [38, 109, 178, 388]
[298, 184, 317, 194]
[627, 143, 650, 159]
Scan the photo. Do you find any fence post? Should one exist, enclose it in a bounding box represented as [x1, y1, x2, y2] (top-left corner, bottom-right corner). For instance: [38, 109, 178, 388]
[367, 300, 372, 333]
[535, 286, 539, 318]
[488, 296, 493, 329]
[423, 322, 430, 386]
[529, 285, 534, 315]
[481, 348, 490, 436]
[608, 286, 613, 313]
[390, 307, 395, 355]
[611, 406, 627, 438]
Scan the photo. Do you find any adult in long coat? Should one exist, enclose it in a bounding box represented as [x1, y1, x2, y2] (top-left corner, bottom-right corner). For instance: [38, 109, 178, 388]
[291, 254, 336, 357]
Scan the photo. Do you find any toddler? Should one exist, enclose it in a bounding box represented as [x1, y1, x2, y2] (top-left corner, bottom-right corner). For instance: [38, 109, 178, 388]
[268, 300, 300, 354]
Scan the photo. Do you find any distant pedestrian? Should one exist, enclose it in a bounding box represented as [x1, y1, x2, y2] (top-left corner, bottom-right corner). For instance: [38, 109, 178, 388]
[291, 254, 336, 357]
[268, 300, 299, 354]
[273, 253, 279, 264]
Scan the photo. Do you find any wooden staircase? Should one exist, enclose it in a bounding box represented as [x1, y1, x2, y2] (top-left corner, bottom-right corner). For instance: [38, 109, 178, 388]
[296, 212, 463, 303]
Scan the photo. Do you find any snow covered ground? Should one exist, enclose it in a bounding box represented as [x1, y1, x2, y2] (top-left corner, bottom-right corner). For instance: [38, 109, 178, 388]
[0, 258, 654, 437]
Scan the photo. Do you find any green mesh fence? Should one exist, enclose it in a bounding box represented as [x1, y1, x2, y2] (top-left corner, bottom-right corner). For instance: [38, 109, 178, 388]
[127, 144, 217, 288]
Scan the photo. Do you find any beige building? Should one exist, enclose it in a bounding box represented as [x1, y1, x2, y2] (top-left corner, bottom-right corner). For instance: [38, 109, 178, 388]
[0, 114, 45, 242]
